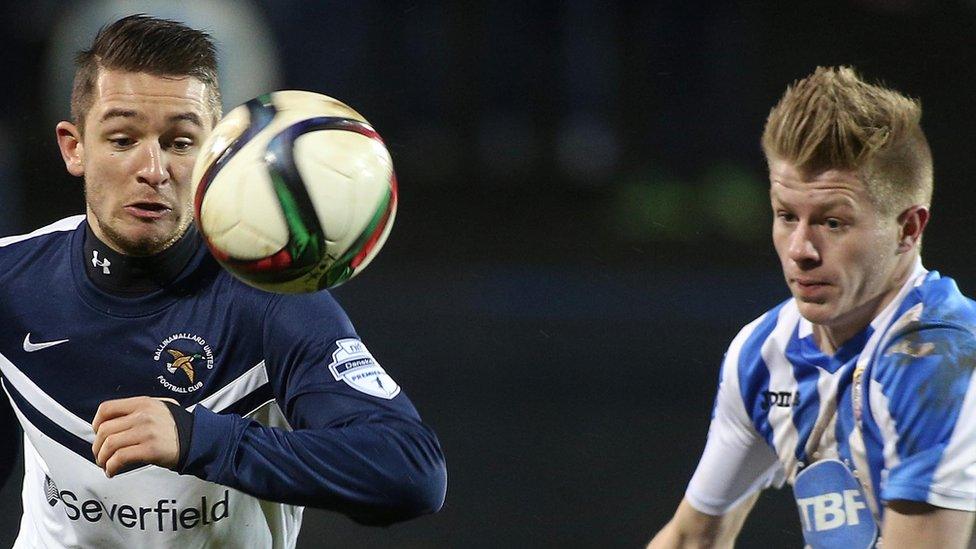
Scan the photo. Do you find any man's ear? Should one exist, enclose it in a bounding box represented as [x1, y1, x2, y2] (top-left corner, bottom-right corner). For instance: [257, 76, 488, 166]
[56, 121, 85, 177]
[897, 205, 930, 253]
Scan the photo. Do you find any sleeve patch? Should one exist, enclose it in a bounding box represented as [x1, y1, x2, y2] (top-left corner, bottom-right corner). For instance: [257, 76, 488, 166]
[328, 339, 401, 400]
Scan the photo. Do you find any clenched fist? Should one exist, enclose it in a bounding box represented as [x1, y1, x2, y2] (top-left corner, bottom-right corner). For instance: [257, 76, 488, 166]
[92, 396, 180, 477]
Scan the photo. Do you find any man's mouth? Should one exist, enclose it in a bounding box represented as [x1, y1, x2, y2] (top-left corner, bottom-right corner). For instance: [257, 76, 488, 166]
[793, 278, 830, 298]
[124, 202, 172, 220]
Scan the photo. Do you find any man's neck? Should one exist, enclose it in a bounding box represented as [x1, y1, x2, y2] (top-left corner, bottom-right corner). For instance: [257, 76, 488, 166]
[83, 223, 200, 296]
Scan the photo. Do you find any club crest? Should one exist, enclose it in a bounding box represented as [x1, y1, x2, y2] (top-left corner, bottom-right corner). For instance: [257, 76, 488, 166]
[153, 333, 215, 394]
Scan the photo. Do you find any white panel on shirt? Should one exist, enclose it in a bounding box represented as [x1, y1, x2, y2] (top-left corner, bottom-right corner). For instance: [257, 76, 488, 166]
[1, 352, 299, 548]
[0, 215, 84, 247]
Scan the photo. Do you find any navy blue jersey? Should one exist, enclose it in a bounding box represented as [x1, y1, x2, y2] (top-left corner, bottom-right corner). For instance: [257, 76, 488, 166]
[0, 216, 446, 548]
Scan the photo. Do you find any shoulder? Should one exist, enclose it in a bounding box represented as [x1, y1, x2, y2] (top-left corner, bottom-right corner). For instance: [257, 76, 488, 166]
[0, 215, 84, 282]
[872, 275, 976, 394]
[723, 298, 795, 379]
[878, 273, 976, 362]
[266, 289, 350, 322]
[0, 215, 84, 251]
[913, 273, 976, 331]
[262, 288, 357, 343]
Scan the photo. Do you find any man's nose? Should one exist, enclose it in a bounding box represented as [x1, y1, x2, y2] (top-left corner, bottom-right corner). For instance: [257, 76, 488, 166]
[788, 222, 820, 264]
[136, 142, 167, 187]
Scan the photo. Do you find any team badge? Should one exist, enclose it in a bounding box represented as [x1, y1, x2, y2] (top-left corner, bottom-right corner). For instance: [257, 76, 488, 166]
[153, 333, 215, 394]
[328, 338, 400, 399]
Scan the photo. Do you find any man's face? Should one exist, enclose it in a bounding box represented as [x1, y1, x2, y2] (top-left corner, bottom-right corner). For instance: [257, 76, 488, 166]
[62, 69, 213, 256]
[770, 159, 908, 335]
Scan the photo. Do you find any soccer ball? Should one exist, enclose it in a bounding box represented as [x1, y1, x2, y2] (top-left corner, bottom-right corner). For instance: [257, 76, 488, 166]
[191, 90, 397, 293]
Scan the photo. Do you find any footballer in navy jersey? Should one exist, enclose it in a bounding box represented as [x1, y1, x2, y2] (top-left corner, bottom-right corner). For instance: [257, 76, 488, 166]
[0, 15, 445, 549]
[649, 68, 976, 549]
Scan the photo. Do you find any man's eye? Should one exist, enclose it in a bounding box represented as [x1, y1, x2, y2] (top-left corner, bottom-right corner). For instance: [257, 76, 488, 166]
[171, 138, 194, 152]
[110, 137, 134, 148]
[826, 218, 843, 229]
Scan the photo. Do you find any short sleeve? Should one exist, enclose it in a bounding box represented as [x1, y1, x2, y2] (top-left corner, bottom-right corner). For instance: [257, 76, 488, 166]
[872, 324, 976, 510]
[685, 350, 783, 515]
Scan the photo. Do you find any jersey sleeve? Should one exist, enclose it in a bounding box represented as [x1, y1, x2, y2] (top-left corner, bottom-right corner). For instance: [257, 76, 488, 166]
[179, 291, 446, 525]
[872, 323, 976, 511]
[685, 336, 783, 515]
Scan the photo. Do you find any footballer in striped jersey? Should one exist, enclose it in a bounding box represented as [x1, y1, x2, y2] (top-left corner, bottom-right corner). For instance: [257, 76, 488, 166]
[649, 67, 976, 549]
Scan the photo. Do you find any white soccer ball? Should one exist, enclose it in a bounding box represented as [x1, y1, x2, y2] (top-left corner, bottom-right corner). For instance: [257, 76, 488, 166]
[191, 90, 398, 293]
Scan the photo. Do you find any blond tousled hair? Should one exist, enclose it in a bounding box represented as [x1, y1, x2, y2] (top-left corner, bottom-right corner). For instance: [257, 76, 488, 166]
[761, 66, 932, 214]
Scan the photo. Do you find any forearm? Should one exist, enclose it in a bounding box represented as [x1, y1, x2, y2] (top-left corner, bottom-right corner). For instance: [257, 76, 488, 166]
[648, 495, 757, 549]
[649, 519, 721, 549]
[881, 501, 974, 549]
[180, 406, 447, 525]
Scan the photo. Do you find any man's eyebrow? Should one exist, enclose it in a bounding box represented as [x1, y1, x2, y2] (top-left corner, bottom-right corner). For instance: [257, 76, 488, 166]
[98, 110, 204, 127]
[771, 193, 857, 211]
[100, 108, 143, 122]
[819, 198, 856, 210]
[169, 112, 204, 127]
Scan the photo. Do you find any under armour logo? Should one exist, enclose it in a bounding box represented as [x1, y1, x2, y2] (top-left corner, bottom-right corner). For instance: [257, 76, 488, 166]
[92, 250, 111, 274]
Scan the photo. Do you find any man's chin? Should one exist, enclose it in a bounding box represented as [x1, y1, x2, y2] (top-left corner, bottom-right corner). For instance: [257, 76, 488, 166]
[794, 298, 836, 325]
[101, 222, 187, 256]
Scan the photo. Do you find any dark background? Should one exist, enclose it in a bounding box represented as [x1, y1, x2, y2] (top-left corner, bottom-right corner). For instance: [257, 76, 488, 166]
[2, 1, 976, 547]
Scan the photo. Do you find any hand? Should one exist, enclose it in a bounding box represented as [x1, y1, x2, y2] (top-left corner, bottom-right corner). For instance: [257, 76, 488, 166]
[92, 396, 180, 477]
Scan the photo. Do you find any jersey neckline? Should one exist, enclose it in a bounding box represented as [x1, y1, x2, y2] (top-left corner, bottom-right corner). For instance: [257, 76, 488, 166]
[69, 222, 220, 317]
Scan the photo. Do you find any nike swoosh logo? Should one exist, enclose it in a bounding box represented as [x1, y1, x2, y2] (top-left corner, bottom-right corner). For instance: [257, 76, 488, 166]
[23, 334, 70, 353]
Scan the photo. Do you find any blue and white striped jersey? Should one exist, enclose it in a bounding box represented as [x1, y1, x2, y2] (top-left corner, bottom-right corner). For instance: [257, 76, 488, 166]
[0, 217, 446, 548]
[686, 261, 976, 520]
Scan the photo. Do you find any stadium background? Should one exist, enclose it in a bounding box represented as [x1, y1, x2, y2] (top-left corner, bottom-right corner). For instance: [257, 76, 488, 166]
[2, 1, 976, 547]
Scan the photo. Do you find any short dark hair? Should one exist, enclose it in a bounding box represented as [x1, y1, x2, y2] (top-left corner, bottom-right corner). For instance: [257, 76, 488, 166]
[71, 14, 221, 133]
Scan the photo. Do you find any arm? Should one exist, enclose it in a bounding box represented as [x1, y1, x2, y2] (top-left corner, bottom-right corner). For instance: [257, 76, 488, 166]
[648, 493, 759, 549]
[91, 392, 446, 524]
[870, 323, 976, 545]
[649, 317, 784, 547]
[92, 292, 446, 525]
[181, 391, 446, 525]
[881, 501, 973, 549]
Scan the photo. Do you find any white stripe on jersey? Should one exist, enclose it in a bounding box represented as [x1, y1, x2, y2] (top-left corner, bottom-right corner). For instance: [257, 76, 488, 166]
[847, 418, 878, 518]
[762, 303, 802, 476]
[931, 370, 976, 510]
[808, 367, 842, 461]
[868, 379, 901, 473]
[722, 313, 768, 435]
[190, 361, 269, 414]
[0, 215, 84, 247]
[0, 352, 95, 443]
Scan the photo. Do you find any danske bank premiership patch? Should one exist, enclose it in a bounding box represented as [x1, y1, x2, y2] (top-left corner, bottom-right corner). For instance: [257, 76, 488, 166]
[328, 338, 400, 399]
